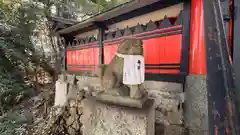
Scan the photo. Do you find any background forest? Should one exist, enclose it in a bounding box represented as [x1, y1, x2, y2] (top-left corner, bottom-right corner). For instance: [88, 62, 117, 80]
[0, 0, 128, 134]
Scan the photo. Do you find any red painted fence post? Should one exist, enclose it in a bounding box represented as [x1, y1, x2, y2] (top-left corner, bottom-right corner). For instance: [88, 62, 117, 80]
[189, 0, 206, 75]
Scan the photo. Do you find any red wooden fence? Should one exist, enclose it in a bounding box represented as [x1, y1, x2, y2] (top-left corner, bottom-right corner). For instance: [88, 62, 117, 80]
[66, 13, 183, 77]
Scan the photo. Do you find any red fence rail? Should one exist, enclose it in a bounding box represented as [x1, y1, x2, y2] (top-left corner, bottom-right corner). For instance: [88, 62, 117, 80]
[65, 12, 187, 82]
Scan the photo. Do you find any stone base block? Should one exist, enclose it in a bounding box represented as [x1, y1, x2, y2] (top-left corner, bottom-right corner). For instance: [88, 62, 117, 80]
[96, 93, 147, 108]
[83, 97, 155, 135]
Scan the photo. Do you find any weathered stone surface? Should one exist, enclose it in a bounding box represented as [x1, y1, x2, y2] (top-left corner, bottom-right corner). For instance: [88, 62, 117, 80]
[59, 74, 67, 83]
[59, 74, 185, 133]
[188, 129, 208, 135]
[148, 90, 183, 112]
[68, 127, 76, 135]
[78, 107, 83, 115]
[66, 116, 75, 126]
[79, 114, 84, 123]
[165, 125, 184, 135]
[54, 80, 68, 106]
[76, 76, 101, 91]
[69, 100, 78, 107]
[72, 75, 184, 126]
[77, 90, 85, 99]
[77, 101, 83, 108]
[155, 123, 165, 135]
[67, 84, 79, 100]
[74, 76, 183, 106]
[96, 92, 148, 108]
[83, 86, 93, 97]
[67, 74, 77, 84]
[65, 104, 83, 135]
[74, 76, 183, 95]
[156, 110, 183, 125]
[72, 120, 80, 131]
[80, 126, 84, 133]
[75, 76, 183, 93]
[69, 107, 77, 115]
[144, 81, 183, 92]
[184, 75, 208, 134]
[83, 97, 155, 135]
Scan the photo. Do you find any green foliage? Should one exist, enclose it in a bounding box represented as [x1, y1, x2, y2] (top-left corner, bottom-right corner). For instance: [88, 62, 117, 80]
[0, 0, 128, 133]
[0, 106, 28, 135]
[0, 37, 32, 112]
[0, 0, 40, 116]
[0, 119, 19, 135]
[51, 0, 129, 19]
[0, 0, 128, 110]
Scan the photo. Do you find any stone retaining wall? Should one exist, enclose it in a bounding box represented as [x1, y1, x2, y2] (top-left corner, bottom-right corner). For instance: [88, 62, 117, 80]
[57, 74, 184, 134]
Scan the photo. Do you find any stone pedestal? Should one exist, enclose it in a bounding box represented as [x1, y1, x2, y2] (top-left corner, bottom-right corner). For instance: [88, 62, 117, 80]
[82, 97, 155, 135]
[96, 93, 147, 108]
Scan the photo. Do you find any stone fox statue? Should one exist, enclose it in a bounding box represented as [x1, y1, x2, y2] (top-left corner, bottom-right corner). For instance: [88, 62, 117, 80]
[98, 38, 144, 98]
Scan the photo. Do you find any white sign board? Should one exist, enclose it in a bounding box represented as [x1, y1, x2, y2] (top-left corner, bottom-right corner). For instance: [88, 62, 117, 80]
[122, 55, 145, 85]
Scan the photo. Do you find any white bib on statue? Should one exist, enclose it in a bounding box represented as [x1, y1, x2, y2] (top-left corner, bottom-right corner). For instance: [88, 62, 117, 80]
[116, 53, 145, 85]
